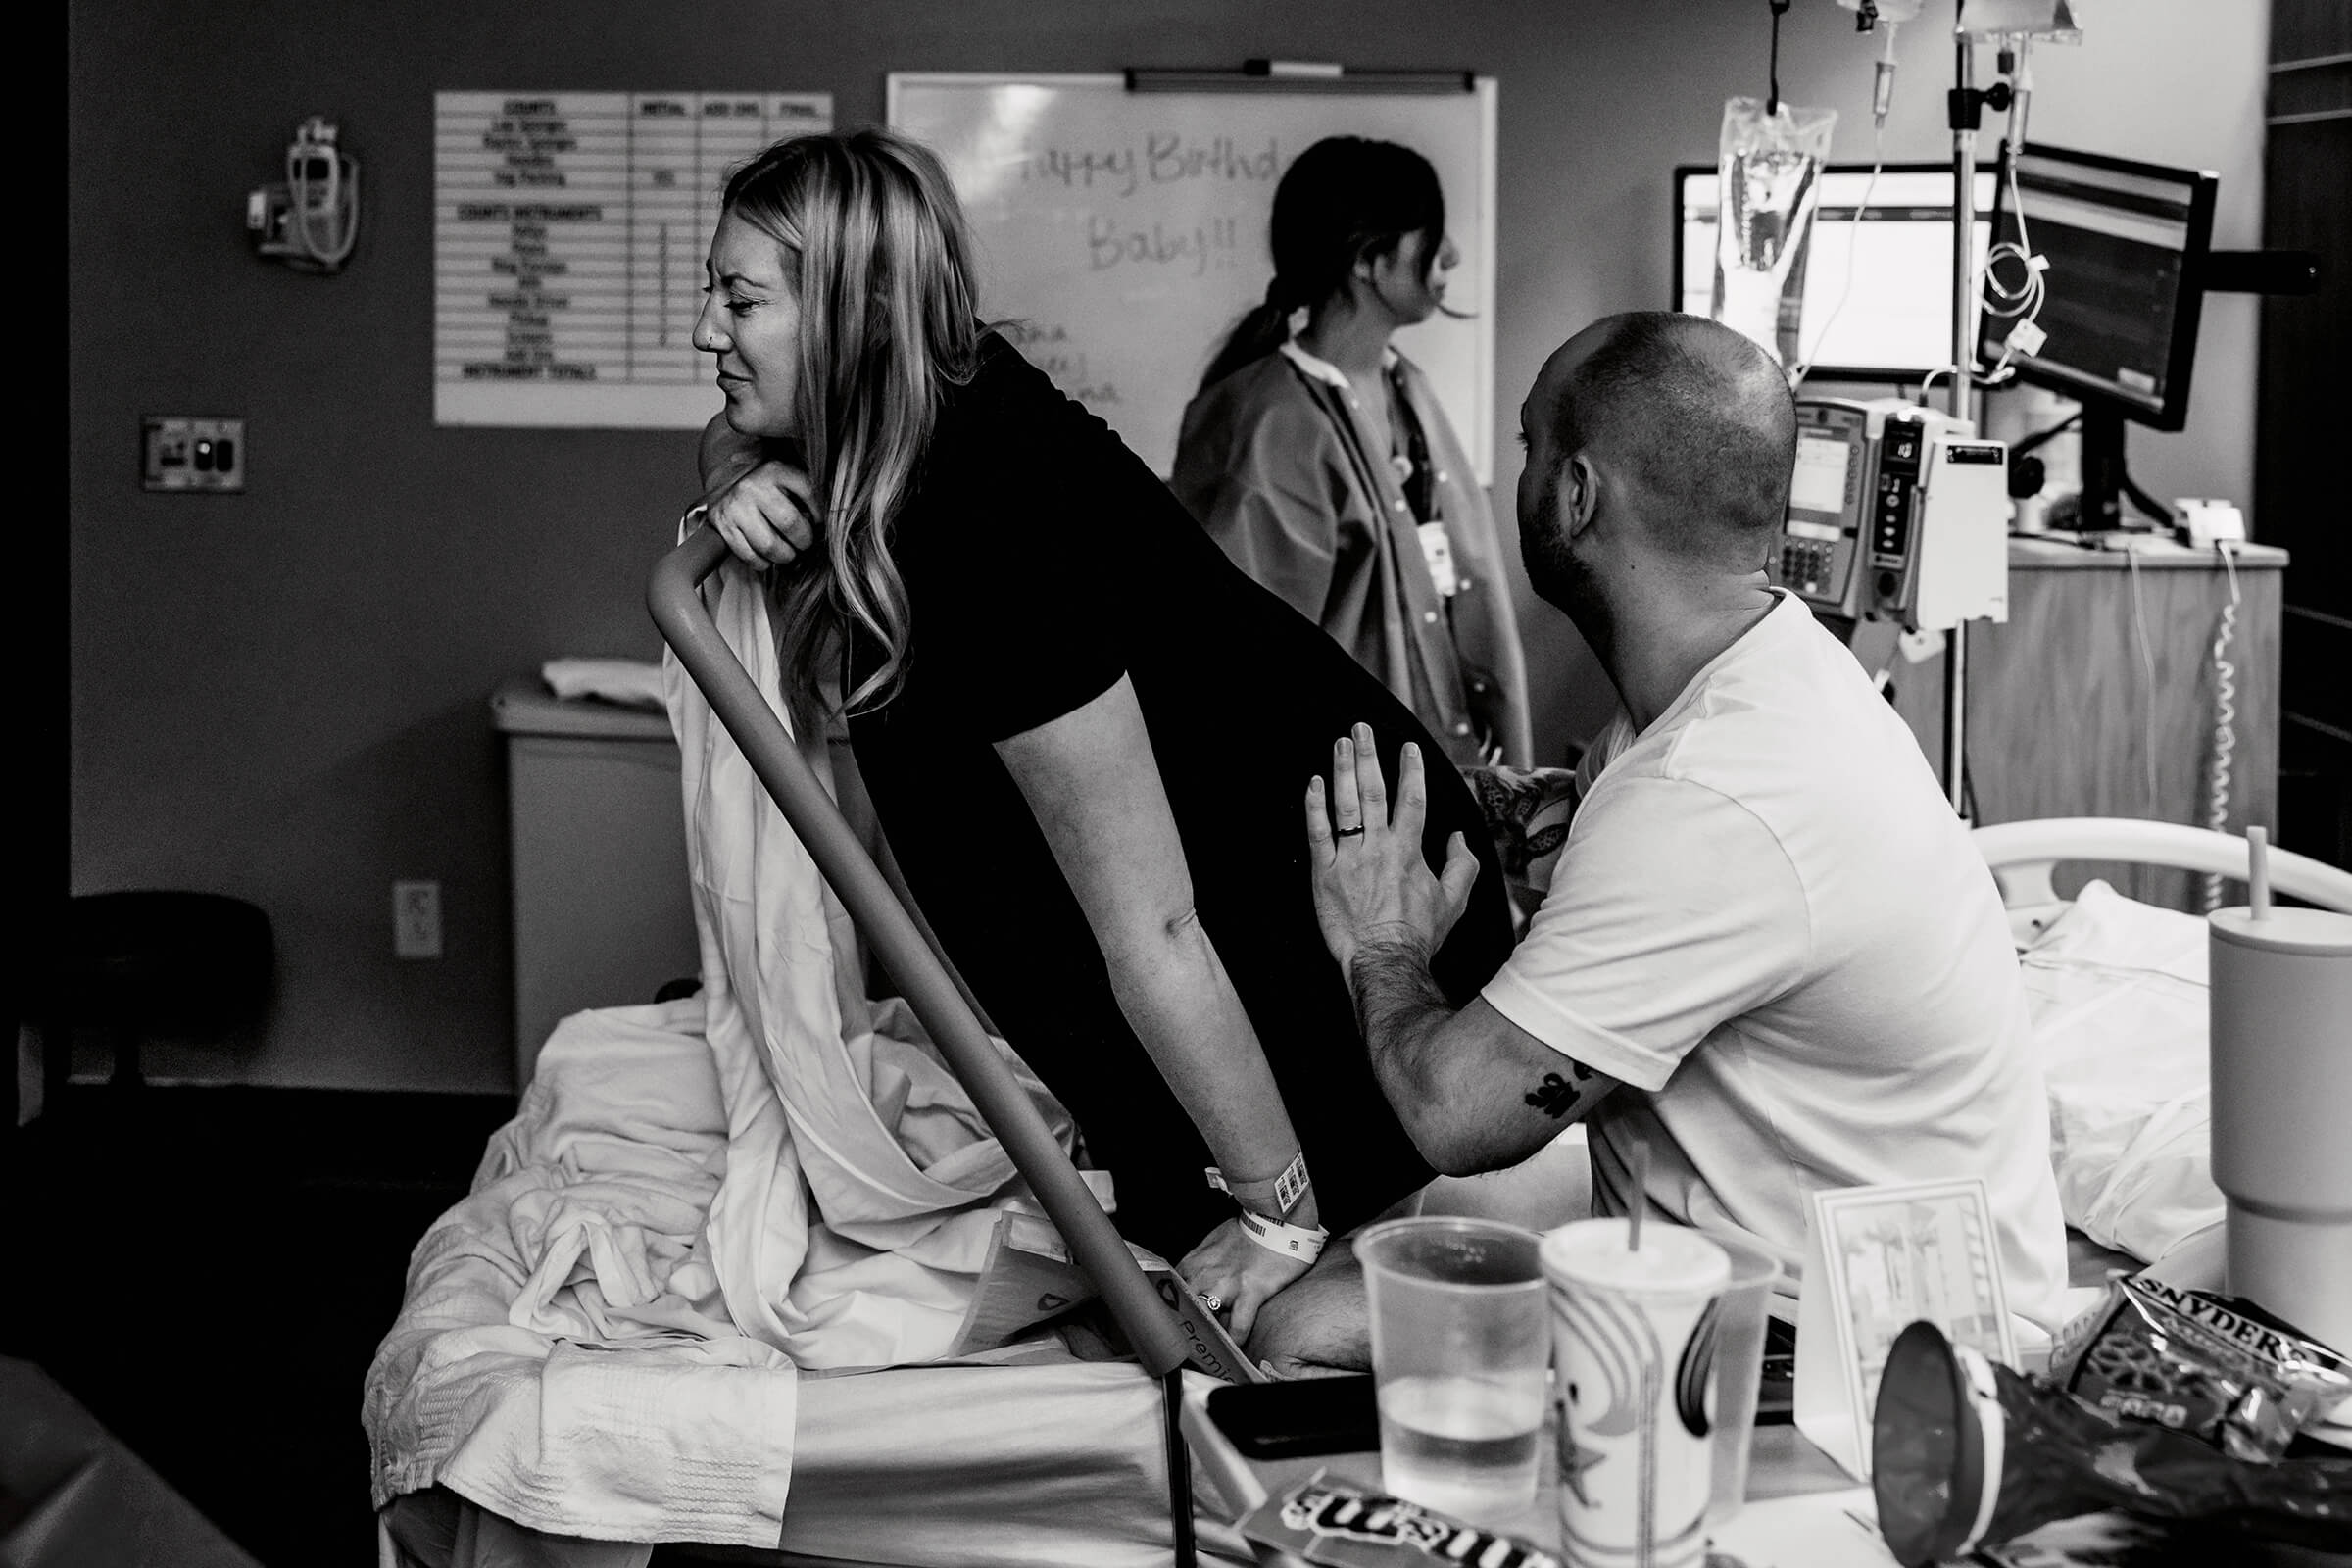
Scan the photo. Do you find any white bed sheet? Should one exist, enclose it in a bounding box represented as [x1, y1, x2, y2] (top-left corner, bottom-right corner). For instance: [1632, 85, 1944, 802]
[367, 1001, 1250, 1568]
[2017, 879, 2223, 1263]
[782, 1361, 1248, 1568]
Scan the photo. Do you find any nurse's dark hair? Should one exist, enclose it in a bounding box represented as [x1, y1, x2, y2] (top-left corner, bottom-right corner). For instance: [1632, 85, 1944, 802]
[1548, 312, 1798, 556]
[1198, 136, 1450, 391]
[720, 129, 983, 716]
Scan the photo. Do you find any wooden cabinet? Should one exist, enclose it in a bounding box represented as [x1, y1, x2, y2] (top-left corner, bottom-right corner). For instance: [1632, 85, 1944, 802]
[1861, 537, 2286, 911]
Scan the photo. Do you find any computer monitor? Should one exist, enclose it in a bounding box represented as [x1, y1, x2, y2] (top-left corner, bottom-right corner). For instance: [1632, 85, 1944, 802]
[1674, 164, 1995, 381]
[1981, 142, 2219, 529]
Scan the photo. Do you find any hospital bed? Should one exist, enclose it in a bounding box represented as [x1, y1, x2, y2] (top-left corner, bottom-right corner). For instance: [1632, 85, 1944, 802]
[372, 526, 2352, 1568]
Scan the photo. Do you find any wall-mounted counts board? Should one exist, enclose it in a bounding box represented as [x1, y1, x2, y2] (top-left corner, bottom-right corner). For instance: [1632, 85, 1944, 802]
[435, 90, 832, 427]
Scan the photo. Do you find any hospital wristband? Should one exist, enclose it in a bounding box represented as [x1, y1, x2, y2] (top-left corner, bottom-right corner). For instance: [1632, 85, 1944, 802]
[1236, 1208, 1329, 1266]
[1204, 1151, 1311, 1217]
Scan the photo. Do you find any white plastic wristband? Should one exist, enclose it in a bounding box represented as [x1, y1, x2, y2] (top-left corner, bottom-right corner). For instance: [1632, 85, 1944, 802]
[1237, 1208, 1329, 1265]
[1204, 1151, 1311, 1217]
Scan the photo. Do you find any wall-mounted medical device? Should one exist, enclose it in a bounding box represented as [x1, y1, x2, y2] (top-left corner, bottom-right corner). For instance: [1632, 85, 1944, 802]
[1865, 417, 2010, 632]
[247, 117, 361, 273]
[1774, 396, 2009, 632]
[1777, 398, 1879, 617]
[141, 416, 244, 492]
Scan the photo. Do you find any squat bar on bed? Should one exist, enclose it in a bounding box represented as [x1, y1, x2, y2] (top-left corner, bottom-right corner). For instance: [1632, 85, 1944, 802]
[1974, 818, 2352, 913]
[651, 526, 1225, 1560]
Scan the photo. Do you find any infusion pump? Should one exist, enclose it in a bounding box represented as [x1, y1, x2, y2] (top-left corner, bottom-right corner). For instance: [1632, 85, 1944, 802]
[1774, 397, 2011, 632]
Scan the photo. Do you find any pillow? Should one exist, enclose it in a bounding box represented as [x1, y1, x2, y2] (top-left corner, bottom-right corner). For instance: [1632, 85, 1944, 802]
[2017, 880, 2222, 1263]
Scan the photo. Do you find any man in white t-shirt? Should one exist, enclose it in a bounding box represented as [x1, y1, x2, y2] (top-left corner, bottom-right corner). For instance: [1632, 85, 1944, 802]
[1260, 312, 2066, 1369]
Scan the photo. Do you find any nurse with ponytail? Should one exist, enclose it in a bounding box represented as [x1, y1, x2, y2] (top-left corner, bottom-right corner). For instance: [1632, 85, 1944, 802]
[1173, 137, 1533, 769]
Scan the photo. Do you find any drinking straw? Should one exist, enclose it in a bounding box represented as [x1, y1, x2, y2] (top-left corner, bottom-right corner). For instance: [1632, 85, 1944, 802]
[1627, 1138, 1651, 1252]
[2248, 825, 2271, 920]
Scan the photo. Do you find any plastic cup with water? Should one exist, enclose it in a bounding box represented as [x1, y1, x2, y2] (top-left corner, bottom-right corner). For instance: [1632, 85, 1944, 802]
[1354, 1216, 1550, 1525]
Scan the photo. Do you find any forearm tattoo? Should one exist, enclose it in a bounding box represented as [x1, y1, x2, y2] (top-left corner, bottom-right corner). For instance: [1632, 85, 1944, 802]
[1349, 940, 1601, 1137]
[1524, 1062, 1596, 1119]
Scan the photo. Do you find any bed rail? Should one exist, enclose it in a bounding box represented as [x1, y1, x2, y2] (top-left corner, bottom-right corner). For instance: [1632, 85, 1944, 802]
[1974, 817, 2352, 913]
[649, 526, 1208, 1384]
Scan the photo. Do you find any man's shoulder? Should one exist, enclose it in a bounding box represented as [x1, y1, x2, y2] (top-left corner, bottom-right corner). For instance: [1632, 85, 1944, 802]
[1652, 612, 1918, 791]
[1584, 609, 1967, 911]
[1569, 768, 1805, 903]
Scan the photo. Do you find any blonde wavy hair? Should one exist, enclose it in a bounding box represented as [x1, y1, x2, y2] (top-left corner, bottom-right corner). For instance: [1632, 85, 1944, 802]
[721, 129, 983, 715]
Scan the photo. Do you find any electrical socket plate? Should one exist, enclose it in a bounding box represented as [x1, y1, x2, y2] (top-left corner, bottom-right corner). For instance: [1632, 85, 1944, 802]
[144, 416, 245, 492]
[393, 880, 443, 959]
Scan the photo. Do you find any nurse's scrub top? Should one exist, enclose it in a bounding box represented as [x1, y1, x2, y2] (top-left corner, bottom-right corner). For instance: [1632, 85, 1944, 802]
[841, 333, 1516, 1259]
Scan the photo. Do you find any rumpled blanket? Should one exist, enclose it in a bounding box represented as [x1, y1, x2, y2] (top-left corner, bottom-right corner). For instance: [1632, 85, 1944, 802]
[365, 554, 1102, 1547]
[2018, 878, 2223, 1263]
[540, 657, 665, 710]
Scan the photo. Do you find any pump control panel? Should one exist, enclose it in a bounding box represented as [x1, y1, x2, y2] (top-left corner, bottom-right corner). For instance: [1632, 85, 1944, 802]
[1773, 399, 1874, 617]
[1866, 420, 2011, 632]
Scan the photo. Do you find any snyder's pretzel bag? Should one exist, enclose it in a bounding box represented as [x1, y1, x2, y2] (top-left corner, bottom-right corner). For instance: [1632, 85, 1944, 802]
[1873, 1321, 2352, 1566]
[2049, 1274, 2351, 1460]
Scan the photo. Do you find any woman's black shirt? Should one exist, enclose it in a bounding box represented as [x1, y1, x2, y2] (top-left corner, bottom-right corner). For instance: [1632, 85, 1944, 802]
[845, 335, 1515, 1258]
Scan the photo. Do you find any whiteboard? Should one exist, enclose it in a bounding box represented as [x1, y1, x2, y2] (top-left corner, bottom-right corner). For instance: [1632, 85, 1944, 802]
[888, 74, 1497, 483]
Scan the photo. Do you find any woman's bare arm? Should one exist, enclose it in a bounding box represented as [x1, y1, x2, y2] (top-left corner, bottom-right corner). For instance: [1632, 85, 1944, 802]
[997, 675, 1319, 1333]
[996, 675, 1314, 1201]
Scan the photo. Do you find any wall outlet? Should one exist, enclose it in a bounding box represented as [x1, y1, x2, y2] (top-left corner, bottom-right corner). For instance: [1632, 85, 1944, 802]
[393, 879, 443, 959]
[143, 416, 245, 492]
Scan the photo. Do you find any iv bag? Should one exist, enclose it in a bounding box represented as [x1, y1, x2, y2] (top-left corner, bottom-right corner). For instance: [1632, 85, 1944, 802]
[1711, 96, 1838, 366]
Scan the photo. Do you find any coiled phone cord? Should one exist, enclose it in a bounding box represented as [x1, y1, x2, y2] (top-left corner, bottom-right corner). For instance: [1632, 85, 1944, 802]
[2202, 542, 2243, 912]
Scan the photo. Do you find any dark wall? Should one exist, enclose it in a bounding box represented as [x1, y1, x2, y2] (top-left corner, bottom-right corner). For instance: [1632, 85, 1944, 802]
[69, 0, 2267, 1091]
[2263, 0, 2352, 868]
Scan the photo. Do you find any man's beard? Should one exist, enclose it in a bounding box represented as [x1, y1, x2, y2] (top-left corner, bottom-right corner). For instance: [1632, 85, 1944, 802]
[1520, 482, 1596, 623]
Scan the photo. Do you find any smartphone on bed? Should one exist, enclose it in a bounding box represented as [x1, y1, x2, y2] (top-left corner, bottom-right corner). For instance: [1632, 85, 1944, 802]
[1206, 1373, 1380, 1459]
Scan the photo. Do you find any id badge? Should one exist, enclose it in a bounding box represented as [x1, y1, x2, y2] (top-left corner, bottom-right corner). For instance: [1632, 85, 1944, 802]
[1416, 520, 1461, 599]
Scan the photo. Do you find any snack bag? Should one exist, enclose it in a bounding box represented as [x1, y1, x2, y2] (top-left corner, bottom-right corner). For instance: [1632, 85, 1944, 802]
[2048, 1274, 2352, 1460]
[1238, 1472, 1560, 1568]
[1874, 1321, 2352, 1567]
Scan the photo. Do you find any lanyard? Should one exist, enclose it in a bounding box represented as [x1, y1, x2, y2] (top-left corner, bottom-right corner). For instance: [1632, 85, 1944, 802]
[1383, 363, 1439, 526]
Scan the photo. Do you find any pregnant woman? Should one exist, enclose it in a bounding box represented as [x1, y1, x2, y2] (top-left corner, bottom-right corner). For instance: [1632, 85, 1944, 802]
[685, 128, 1514, 1347]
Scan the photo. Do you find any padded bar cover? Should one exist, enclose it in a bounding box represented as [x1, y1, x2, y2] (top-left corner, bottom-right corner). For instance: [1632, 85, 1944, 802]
[650, 526, 1201, 1379]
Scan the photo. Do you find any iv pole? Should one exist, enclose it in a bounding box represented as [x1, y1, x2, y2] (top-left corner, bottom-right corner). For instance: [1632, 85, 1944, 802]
[1943, 22, 1980, 817]
[1942, 4, 2039, 819]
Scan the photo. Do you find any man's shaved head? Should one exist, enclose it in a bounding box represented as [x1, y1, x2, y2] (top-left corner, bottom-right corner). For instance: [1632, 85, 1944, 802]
[1537, 312, 1797, 561]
